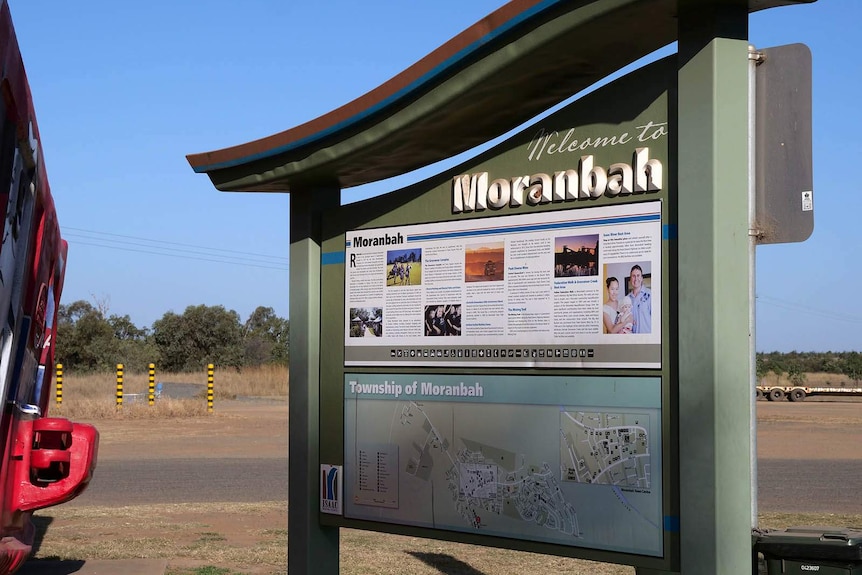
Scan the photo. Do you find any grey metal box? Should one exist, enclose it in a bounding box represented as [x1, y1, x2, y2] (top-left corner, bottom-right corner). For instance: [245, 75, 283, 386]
[757, 527, 862, 574]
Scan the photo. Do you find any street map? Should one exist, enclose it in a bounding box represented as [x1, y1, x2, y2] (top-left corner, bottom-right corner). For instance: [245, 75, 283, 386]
[560, 411, 651, 490]
[343, 374, 664, 556]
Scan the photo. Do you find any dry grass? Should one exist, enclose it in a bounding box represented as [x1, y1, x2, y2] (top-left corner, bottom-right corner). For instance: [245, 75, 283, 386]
[50, 365, 288, 420]
[32, 502, 633, 575]
[51, 398, 210, 420]
[760, 511, 862, 530]
[344, 513, 861, 575]
[340, 530, 633, 575]
[208, 364, 289, 398]
[33, 502, 286, 573]
[33, 503, 862, 575]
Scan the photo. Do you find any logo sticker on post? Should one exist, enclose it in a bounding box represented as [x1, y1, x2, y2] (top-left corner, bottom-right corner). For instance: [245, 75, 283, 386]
[320, 464, 343, 515]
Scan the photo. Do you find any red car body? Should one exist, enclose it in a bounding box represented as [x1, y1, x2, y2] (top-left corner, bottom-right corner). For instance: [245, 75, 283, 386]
[0, 2, 98, 572]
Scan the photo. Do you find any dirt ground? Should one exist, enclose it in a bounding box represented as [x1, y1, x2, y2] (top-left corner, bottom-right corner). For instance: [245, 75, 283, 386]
[756, 396, 862, 460]
[32, 400, 289, 574]
[29, 395, 862, 574]
[89, 399, 288, 461]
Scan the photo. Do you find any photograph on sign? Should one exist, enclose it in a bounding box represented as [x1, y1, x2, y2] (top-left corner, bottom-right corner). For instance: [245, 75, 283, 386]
[343, 373, 664, 557]
[344, 201, 662, 368]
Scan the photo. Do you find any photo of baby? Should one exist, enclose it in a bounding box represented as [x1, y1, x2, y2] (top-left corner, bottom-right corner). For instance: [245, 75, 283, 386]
[617, 296, 633, 334]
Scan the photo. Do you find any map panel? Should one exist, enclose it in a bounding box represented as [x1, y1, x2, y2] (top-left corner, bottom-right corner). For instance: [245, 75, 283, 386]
[343, 373, 663, 557]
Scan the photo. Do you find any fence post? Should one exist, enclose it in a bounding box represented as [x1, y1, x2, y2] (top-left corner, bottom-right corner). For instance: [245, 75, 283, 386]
[148, 363, 156, 406]
[55, 363, 63, 406]
[116, 363, 124, 409]
[207, 363, 214, 413]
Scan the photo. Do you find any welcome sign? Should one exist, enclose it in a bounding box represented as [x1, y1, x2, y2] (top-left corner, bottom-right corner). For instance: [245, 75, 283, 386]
[188, 1, 815, 573]
[320, 55, 673, 562]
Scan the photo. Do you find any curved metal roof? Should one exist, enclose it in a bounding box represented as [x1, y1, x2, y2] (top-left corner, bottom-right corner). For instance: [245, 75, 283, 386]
[187, 0, 814, 193]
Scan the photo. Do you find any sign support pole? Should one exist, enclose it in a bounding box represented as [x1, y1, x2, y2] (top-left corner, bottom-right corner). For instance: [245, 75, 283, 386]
[676, 5, 753, 575]
[289, 188, 340, 575]
[638, 6, 753, 574]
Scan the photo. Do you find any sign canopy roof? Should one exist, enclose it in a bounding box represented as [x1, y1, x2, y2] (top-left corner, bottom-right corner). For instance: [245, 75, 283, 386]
[187, 0, 813, 193]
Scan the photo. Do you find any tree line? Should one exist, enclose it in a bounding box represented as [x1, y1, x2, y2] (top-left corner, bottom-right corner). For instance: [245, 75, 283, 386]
[757, 351, 862, 383]
[57, 300, 289, 373]
[54, 303, 861, 379]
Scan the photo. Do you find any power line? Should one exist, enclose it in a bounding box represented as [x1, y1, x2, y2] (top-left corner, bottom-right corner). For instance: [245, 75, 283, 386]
[63, 226, 288, 262]
[64, 231, 288, 268]
[61, 225, 289, 271]
[68, 240, 289, 271]
[757, 294, 862, 325]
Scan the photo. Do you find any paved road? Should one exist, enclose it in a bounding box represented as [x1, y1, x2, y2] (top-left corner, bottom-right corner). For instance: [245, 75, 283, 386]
[68, 454, 860, 515]
[757, 458, 862, 514]
[68, 458, 287, 506]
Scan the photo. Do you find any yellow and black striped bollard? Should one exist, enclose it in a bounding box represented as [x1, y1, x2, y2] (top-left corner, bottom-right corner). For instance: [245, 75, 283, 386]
[116, 363, 124, 409]
[207, 363, 214, 413]
[148, 363, 156, 406]
[55, 363, 63, 406]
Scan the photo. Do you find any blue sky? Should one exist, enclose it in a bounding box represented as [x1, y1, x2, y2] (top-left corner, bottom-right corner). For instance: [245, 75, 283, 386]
[6, 0, 858, 352]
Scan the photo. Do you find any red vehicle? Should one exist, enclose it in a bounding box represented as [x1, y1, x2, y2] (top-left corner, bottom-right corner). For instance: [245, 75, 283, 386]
[0, 2, 98, 572]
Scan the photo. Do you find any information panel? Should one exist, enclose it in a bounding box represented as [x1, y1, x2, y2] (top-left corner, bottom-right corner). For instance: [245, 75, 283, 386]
[345, 200, 662, 368]
[343, 373, 663, 557]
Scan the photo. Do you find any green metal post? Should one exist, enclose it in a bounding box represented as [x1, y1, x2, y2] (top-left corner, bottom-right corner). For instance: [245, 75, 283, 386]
[288, 188, 340, 574]
[637, 6, 752, 575]
[677, 5, 753, 575]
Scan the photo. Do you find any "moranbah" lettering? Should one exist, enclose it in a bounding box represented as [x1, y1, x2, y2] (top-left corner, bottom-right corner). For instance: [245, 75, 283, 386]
[452, 147, 662, 213]
[421, 381, 484, 397]
[352, 232, 404, 247]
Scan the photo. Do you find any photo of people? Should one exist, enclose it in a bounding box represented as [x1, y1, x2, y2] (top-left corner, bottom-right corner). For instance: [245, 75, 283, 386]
[386, 249, 422, 286]
[424, 304, 461, 336]
[464, 242, 504, 282]
[554, 234, 599, 277]
[603, 276, 631, 334]
[603, 262, 652, 334]
[349, 307, 383, 337]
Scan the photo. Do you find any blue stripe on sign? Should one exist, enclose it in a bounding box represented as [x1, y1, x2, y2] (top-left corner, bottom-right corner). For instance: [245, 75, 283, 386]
[664, 515, 680, 532]
[408, 214, 661, 243]
[321, 251, 345, 265]
[662, 224, 677, 240]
